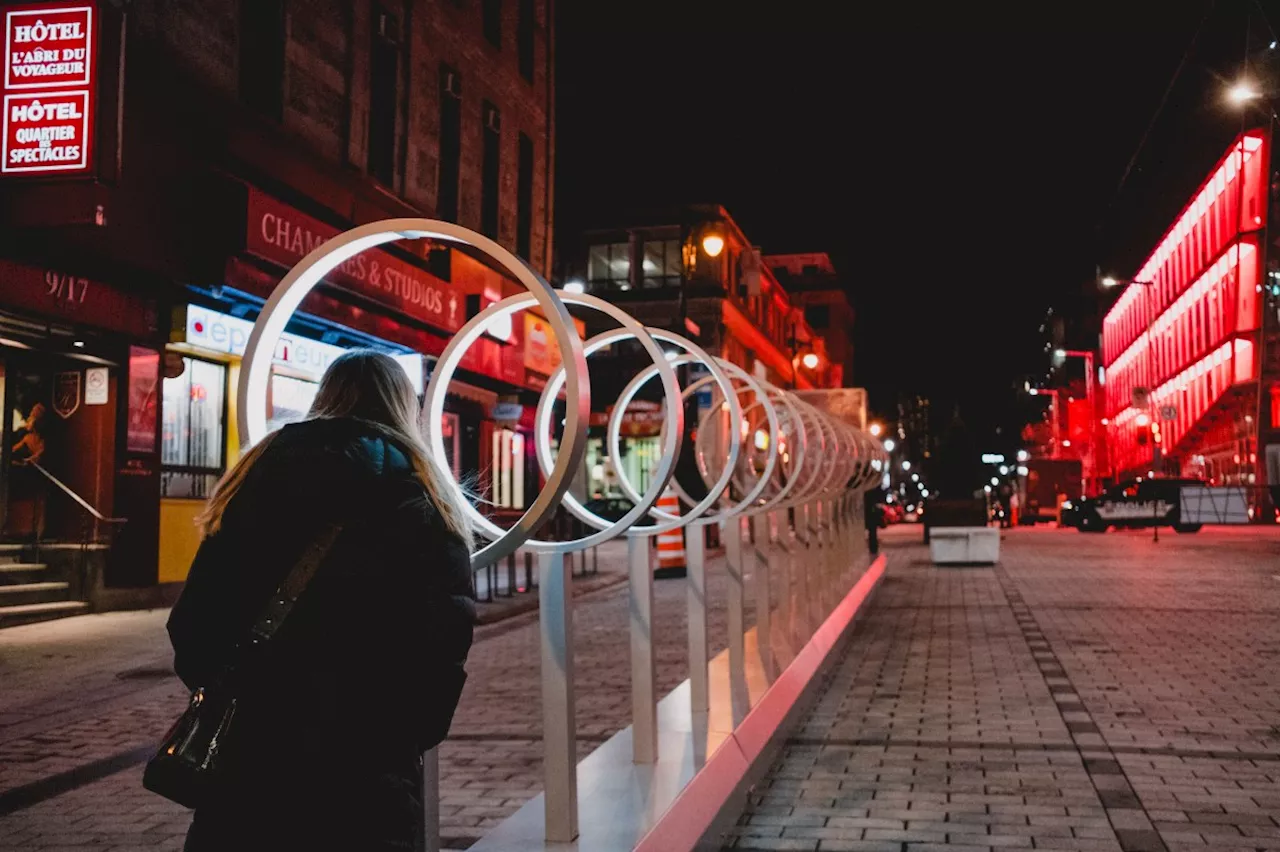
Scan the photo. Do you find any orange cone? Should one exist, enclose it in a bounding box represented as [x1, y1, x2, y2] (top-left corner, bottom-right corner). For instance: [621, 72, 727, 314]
[655, 489, 686, 577]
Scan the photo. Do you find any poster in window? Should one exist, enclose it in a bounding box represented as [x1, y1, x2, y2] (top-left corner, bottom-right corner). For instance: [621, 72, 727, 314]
[126, 345, 159, 453]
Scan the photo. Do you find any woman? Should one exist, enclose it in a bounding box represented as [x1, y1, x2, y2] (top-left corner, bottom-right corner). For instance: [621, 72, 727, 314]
[166, 350, 475, 851]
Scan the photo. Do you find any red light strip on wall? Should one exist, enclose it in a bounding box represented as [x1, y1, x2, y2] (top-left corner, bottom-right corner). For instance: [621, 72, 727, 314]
[1106, 240, 1252, 376]
[1104, 133, 1263, 332]
[1112, 337, 1252, 430]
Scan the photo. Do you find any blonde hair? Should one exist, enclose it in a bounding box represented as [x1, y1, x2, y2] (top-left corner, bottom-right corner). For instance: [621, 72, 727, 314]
[197, 350, 472, 549]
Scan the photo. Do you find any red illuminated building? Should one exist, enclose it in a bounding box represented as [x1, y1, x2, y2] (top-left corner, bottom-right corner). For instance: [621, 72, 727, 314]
[1101, 129, 1279, 513]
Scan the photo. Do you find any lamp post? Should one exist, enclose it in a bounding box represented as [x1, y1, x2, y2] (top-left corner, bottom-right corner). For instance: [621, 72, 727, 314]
[786, 321, 822, 389]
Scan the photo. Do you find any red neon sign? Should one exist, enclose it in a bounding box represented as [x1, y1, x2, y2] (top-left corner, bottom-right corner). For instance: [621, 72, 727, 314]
[2, 2, 96, 175]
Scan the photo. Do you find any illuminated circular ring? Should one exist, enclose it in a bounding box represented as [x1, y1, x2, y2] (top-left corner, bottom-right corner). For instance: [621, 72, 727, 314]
[238, 218, 590, 569]
[604, 351, 742, 530]
[745, 387, 810, 513]
[688, 361, 781, 518]
[522, 293, 689, 546]
[773, 400, 827, 506]
[610, 329, 742, 524]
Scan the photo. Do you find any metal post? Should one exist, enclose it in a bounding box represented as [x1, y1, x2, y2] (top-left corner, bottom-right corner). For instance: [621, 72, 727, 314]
[793, 506, 810, 641]
[686, 521, 709, 713]
[422, 747, 440, 852]
[812, 502, 825, 622]
[628, 532, 658, 763]
[538, 550, 578, 842]
[723, 516, 748, 721]
[751, 511, 773, 680]
[769, 509, 792, 657]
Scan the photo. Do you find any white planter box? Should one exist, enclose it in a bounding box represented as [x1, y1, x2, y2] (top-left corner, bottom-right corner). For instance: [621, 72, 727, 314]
[930, 526, 1000, 565]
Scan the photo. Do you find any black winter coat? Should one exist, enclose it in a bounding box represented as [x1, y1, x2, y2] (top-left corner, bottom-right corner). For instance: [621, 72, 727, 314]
[166, 417, 474, 852]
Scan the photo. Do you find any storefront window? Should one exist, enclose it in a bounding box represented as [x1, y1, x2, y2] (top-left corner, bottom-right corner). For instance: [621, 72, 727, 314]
[441, 412, 461, 479]
[127, 346, 160, 454]
[267, 373, 318, 433]
[491, 427, 525, 509]
[620, 435, 660, 497]
[161, 357, 227, 498]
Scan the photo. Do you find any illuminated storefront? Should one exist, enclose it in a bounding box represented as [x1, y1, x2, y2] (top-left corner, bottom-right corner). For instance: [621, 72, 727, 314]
[1101, 129, 1276, 507]
[156, 302, 425, 582]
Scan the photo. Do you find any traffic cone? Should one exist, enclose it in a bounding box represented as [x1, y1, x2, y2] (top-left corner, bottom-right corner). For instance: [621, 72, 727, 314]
[654, 488, 686, 578]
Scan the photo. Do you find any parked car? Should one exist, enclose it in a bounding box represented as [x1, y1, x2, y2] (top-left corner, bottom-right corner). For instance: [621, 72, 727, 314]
[1060, 477, 1206, 533]
[880, 503, 903, 525]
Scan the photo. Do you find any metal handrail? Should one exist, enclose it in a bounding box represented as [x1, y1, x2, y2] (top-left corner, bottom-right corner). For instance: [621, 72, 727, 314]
[28, 461, 127, 525]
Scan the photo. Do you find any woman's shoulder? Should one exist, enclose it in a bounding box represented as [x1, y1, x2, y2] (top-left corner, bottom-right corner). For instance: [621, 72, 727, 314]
[271, 418, 414, 477]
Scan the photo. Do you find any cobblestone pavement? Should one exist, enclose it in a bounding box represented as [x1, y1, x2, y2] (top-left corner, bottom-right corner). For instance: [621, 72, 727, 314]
[725, 525, 1280, 852]
[0, 541, 751, 850]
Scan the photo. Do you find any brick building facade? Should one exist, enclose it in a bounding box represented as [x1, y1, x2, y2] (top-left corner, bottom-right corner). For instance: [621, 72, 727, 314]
[765, 252, 854, 388]
[0, 0, 555, 621]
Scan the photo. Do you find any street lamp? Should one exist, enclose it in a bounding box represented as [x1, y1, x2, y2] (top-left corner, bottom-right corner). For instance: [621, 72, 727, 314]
[1228, 81, 1262, 105]
[883, 438, 896, 452]
[869, 422, 883, 438]
[801, 351, 820, 370]
[700, 233, 725, 258]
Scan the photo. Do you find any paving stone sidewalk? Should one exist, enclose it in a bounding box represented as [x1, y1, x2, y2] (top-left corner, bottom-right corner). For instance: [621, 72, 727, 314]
[726, 525, 1280, 852]
[0, 542, 752, 850]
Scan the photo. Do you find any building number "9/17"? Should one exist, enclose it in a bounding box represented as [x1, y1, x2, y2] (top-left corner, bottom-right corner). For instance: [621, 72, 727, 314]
[45, 271, 89, 305]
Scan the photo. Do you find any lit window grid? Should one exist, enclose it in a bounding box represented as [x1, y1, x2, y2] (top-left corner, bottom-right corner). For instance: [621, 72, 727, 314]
[1102, 132, 1267, 365]
[1108, 338, 1255, 472]
[1103, 236, 1259, 419]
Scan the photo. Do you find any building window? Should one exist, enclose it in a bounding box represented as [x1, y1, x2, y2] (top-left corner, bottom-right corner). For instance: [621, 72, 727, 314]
[805, 304, 830, 329]
[482, 0, 501, 48]
[481, 102, 501, 239]
[517, 132, 534, 260]
[368, 5, 401, 186]
[441, 412, 461, 480]
[517, 0, 534, 81]
[438, 65, 462, 221]
[491, 427, 524, 508]
[588, 242, 630, 289]
[161, 357, 227, 499]
[641, 239, 681, 288]
[239, 0, 285, 120]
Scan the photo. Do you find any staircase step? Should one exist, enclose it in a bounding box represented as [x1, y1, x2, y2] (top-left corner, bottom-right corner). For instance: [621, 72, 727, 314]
[0, 544, 32, 565]
[0, 600, 89, 628]
[0, 581, 70, 606]
[0, 563, 52, 584]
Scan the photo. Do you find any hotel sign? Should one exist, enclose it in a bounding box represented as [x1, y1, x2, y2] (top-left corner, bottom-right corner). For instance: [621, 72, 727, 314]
[2, 2, 96, 174]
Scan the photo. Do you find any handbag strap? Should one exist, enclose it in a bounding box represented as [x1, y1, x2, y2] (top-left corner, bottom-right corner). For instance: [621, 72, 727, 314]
[245, 524, 344, 648]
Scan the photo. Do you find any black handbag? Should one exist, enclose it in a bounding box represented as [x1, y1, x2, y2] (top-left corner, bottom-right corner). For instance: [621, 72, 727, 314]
[143, 525, 344, 809]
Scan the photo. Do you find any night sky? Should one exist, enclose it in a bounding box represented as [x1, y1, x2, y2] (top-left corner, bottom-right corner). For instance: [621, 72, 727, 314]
[555, 1, 1277, 450]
